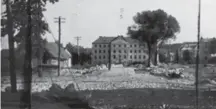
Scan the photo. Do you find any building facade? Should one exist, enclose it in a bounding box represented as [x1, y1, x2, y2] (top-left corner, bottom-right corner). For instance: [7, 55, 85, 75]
[178, 38, 211, 65]
[92, 36, 148, 65]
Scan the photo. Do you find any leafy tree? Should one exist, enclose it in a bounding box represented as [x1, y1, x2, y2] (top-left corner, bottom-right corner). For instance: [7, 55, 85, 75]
[1, 0, 58, 92]
[127, 9, 180, 67]
[183, 50, 192, 64]
[209, 37, 216, 54]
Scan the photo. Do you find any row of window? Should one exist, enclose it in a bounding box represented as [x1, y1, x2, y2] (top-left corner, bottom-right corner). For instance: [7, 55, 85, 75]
[94, 50, 145, 53]
[94, 44, 144, 48]
[94, 55, 146, 59]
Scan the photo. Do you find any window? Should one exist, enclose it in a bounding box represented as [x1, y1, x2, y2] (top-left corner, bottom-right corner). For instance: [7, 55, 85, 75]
[95, 56, 97, 59]
[139, 50, 141, 53]
[134, 55, 137, 59]
[139, 55, 141, 59]
[134, 50, 137, 53]
[119, 55, 121, 58]
[103, 56, 106, 59]
[99, 50, 101, 53]
[124, 55, 127, 59]
[134, 44, 137, 47]
[130, 55, 132, 59]
[113, 45, 116, 47]
[119, 45, 121, 47]
[124, 44, 127, 47]
[124, 50, 127, 53]
[103, 50, 106, 53]
[99, 44, 101, 48]
[104, 45, 106, 47]
[95, 50, 97, 53]
[143, 55, 146, 59]
[99, 56, 101, 59]
[119, 50, 121, 53]
[95, 44, 97, 47]
[130, 45, 132, 47]
[113, 55, 116, 59]
[113, 50, 116, 53]
[130, 50, 132, 53]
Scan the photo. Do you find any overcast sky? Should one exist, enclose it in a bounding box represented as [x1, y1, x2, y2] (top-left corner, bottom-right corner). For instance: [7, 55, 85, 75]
[1, 0, 216, 49]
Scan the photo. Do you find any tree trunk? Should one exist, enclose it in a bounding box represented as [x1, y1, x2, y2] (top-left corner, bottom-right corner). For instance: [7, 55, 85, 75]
[37, 47, 42, 77]
[151, 44, 157, 66]
[147, 43, 151, 67]
[149, 40, 163, 66]
[154, 48, 160, 65]
[6, 0, 17, 93]
[22, 0, 32, 108]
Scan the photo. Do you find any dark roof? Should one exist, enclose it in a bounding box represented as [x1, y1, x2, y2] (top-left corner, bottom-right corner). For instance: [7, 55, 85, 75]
[92, 36, 116, 44]
[45, 42, 71, 60]
[92, 36, 141, 44]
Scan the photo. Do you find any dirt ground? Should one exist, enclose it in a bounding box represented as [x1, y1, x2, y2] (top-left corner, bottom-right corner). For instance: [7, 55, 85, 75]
[1, 88, 216, 109]
[1, 64, 216, 109]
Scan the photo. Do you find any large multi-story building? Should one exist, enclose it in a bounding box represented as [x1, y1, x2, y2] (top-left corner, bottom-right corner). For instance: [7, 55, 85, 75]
[91, 35, 148, 65]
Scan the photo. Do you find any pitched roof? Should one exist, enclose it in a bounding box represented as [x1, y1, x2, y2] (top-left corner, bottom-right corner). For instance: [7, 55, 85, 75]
[92, 36, 142, 44]
[92, 36, 116, 44]
[45, 42, 71, 60]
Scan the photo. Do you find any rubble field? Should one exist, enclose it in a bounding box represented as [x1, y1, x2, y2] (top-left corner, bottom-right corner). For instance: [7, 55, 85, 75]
[1, 64, 216, 92]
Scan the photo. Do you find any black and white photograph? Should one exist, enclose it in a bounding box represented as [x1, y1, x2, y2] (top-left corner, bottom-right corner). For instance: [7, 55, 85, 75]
[1, 0, 216, 109]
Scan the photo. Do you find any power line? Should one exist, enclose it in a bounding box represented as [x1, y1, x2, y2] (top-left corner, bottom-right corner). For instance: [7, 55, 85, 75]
[195, 0, 201, 109]
[74, 36, 81, 64]
[54, 16, 66, 76]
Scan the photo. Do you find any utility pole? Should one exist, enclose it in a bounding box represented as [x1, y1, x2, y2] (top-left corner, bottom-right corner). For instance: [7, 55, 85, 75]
[74, 36, 81, 65]
[195, 0, 201, 109]
[54, 16, 65, 76]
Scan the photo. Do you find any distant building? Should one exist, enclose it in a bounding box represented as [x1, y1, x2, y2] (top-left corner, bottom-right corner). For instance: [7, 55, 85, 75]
[177, 38, 211, 65]
[91, 35, 148, 65]
[199, 38, 211, 65]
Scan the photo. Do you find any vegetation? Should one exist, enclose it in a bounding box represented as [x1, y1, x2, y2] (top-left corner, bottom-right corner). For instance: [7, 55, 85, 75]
[182, 50, 192, 64]
[1, 0, 59, 91]
[174, 50, 179, 63]
[66, 43, 92, 65]
[127, 9, 180, 67]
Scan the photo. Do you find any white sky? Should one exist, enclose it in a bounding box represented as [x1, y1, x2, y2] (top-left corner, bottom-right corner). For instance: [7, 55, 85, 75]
[1, 0, 216, 48]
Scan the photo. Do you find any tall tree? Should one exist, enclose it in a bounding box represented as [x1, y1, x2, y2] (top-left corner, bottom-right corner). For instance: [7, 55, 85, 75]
[3, 0, 17, 92]
[1, 0, 59, 91]
[127, 9, 180, 67]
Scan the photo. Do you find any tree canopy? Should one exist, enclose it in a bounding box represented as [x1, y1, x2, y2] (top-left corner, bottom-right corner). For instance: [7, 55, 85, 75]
[128, 9, 180, 45]
[1, 0, 58, 43]
[127, 9, 180, 66]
